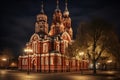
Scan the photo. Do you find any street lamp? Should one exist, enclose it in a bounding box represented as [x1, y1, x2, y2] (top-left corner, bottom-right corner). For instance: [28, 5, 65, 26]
[1, 58, 8, 69]
[107, 60, 112, 63]
[2, 58, 7, 61]
[107, 60, 112, 70]
[79, 52, 84, 56]
[24, 47, 33, 74]
[79, 52, 84, 74]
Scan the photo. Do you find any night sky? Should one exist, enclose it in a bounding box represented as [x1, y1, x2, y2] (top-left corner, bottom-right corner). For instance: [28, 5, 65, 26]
[0, 0, 120, 57]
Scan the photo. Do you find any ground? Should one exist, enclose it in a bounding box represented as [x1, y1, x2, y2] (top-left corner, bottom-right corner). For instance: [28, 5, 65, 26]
[0, 69, 120, 80]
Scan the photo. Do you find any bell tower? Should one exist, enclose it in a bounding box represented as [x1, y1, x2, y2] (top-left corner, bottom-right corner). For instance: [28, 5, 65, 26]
[63, 0, 73, 38]
[35, 1, 48, 34]
[49, 0, 64, 36]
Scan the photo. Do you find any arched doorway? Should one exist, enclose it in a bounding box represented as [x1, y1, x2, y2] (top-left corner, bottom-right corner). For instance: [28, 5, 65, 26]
[31, 59, 36, 72]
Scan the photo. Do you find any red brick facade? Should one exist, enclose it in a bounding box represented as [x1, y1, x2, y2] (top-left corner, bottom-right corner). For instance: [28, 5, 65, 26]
[18, 0, 89, 72]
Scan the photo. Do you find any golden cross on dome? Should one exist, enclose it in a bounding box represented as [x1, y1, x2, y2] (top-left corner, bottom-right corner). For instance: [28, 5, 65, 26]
[65, 0, 68, 11]
[41, 1, 44, 13]
[56, 0, 59, 10]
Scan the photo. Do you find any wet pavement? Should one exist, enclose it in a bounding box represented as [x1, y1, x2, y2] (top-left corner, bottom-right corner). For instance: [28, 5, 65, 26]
[0, 69, 120, 80]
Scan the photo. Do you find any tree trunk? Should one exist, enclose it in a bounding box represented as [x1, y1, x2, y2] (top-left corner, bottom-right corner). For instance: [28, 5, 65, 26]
[93, 60, 97, 74]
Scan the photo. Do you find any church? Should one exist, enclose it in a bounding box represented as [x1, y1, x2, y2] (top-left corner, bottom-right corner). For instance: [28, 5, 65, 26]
[18, 0, 89, 72]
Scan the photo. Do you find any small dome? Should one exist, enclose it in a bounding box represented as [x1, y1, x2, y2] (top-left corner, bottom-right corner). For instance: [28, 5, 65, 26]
[63, 10, 69, 17]
[36, 14, 47, 22]
[55, 7, 61, 12]
[63, 0, 69, 17]
[36, 1, 48, 22]
[55, 0, 61, 13]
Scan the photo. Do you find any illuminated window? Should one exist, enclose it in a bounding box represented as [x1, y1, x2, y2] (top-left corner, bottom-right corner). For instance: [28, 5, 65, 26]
[58, 57, 61, 65]
[50, 57, 53, 65]
[22, 59, 28, 65]
[22, 59, 24, 65]
[56, 45, 59, 51]
[24, 59, 28, 65]
[45, 57, 48, 65]
[41, 57, 44, 65]
[73, 60, 75, 66]
[35, 42, 38, 53]
[43, 43, 48, 53]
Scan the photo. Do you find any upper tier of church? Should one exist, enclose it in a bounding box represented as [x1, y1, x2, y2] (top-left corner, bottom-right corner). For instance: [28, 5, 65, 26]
[34, 0, 73, 43]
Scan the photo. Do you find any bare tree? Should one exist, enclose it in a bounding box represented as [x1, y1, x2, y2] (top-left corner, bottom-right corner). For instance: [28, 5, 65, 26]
[106, 33, 120, 69]
[66, 43, 78, 58]
[1, 48, 13, 59]
[76, 18, 118, 74]
[1, 48, 14, 67]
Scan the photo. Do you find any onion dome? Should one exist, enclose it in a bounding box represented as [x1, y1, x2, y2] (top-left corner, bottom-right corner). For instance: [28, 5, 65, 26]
[36, 1, 47, 22]
[63, 0, 69, 17]
[52, 0, 62, 23]
[54, 0, 62, 15]
[55, 0, 61, 12]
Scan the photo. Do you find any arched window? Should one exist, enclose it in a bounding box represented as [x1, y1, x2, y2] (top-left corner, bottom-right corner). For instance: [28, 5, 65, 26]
[24, 59, 28, 65]
[31, 35, 39, 53]
[73, 60, 75, 66]
[22, 59, 28, 65]
[56, 45, 59, 51]
[41, 57, 44, 65]
[50, 57, 53, 65]
[45, 57, 48, 65]
[32, 41, 38, 53]
[35, 42, 38, 53]
[58, 57, 61, 65]
[43, 43, 48, 53]
[22, 59, 24, 65]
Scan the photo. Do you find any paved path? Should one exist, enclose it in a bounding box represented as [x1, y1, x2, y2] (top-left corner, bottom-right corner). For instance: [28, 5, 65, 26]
[0, 69, 120, 80]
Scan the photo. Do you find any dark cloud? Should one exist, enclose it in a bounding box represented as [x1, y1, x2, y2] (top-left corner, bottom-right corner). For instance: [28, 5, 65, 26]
[0, 0, 120, 57]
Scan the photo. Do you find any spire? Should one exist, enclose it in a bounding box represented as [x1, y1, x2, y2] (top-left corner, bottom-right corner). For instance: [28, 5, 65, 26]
[41, 1, 44, 13]
[63, 0, 69, 16]
[65, 0, 68, 11]
[56, 0, 60, 11]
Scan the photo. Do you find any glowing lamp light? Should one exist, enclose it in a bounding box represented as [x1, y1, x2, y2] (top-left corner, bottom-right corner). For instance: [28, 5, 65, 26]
[97, 63, 100, 65]
[2, 58, 7, 61]
[79, 52, 84, 56]
[107, 60, 112, 63]
[24, 48, 33, 53]
[10, 62, 17, 67]
[24, 47, 33, 75]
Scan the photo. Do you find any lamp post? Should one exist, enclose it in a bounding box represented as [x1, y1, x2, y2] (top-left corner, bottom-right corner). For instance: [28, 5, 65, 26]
[1, 58, 7, 69]
[107, 60, 112, 70]
[2, 58, 7, 61]
[24, 47, 33, 74]
[79, 52, 84, 74]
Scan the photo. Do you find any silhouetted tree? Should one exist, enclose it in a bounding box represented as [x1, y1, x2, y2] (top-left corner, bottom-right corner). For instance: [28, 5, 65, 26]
[1, 48, 14, 67]
[76, 18, 118, 74]
[1, 48, 13, 59]
[66, 43, 78, 58]
[106, 33, 120, 69]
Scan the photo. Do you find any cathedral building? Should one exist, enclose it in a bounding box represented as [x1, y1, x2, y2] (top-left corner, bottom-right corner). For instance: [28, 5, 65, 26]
[18, 0, 89, 72]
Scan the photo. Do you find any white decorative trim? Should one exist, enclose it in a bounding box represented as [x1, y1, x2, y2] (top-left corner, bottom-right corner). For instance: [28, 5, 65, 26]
[35, 42, 38, 53]
[61, 31, 71, 42]
[36, 54, 40, 56]
[50, 53, 61, 56]
[50, 57, 53, 65]
[45, 57, 48, 65]
[21, 56, 28, 58]
[43, 43, 48, 53]
[30, 33, 40, 42]
[22, 59, 28, 65]
[39, 53, 63, 56]
[41, 40, 50, 42]
[56, 45, 60, 51]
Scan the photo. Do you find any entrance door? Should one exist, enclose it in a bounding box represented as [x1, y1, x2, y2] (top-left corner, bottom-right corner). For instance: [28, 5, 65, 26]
[32, 60, 36, 72]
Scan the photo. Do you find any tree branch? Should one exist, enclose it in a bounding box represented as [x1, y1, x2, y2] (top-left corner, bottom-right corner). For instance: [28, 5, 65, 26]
[95, 49, 104, 61]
